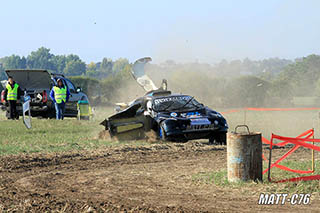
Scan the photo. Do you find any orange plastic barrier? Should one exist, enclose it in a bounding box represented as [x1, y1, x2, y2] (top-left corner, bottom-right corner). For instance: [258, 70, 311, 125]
[263, 129, 320, 182]
[274, 175, 320, 183]
[262, 129, 314, 175]
[220, 109, 241, 114]
[221, 107, 320, 115]
[220, 107, 320, 182]
[246, 107, 320, 111]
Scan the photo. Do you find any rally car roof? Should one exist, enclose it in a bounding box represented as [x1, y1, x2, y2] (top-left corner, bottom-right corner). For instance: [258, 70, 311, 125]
[145, 90, 172, 97]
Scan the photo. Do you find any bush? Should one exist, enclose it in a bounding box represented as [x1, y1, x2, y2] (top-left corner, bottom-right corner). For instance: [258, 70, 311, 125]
[68, 76, 100, 103]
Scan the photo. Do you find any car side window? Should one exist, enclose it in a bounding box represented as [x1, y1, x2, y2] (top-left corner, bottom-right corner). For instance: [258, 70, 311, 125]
[65, 79, 76, 93]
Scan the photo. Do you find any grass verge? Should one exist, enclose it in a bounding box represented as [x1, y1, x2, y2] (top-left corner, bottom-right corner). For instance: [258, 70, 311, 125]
[192, 160, 320, 194]
[0, 107, 149, 155]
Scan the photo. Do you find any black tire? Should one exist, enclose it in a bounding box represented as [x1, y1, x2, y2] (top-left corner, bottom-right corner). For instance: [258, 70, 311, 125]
[218, 132, 227, 145]
[47, 109, 56, 119]
[6, 110, 10, 119]
[159, 124, 167, 141]
[209, 132, 227, 145]
[209, 136, 215, 145]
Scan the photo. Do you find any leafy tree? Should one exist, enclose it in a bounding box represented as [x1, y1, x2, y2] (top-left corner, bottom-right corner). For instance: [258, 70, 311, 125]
[52, 55, 67, 74]
[68, 76, 100, 101]
[100, 57, 113, 77]
[66, 54, 81, 62]
[100, 76, 120, 102]
[87, 62, 96, 71]
[63, 60, 86, 76]
[275, 54, 320, 96]
[86, 62, 99, 78]
[1, 55, 27, 69]
[315, 78, 320, 97]
[114, 64, 132, 81]
[222, 76, 270, 107]
[96, 62, 101, 70]
[112, 58, 129, 75]
[0, 63, 6, 80]
[269, 78, 293, 99]
[27, 47, 57, 71]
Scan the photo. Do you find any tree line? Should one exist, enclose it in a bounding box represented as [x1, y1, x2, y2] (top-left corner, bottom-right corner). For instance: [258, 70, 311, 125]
[0, 47, 130, 79]
[1, 47, 320, 107]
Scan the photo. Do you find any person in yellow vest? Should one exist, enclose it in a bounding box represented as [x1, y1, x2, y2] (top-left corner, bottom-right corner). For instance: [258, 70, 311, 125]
[3, 76, 23, 120]
[49, 79, 70, 120]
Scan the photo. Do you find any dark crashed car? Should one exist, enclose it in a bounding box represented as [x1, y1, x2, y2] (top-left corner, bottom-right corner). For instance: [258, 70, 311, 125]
[101, 90, 228, 144]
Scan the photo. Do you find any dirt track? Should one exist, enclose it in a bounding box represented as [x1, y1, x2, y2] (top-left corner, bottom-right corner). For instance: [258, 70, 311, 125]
[0, 142, 319, 212]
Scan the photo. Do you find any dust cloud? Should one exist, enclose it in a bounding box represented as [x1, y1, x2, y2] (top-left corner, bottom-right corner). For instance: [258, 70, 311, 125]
[99, 61, 320, 139]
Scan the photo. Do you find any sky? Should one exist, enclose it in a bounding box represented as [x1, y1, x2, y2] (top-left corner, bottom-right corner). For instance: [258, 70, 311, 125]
[0, 0, 320, 64]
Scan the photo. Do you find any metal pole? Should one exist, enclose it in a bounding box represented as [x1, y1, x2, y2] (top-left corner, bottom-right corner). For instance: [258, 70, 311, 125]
[28, 100, 32, 128]
[267, 136, 273, 182]
[312, 128, 315, 172]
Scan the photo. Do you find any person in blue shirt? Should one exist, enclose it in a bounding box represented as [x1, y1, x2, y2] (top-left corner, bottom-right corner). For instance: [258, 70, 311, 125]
[50, 79, 70, 120]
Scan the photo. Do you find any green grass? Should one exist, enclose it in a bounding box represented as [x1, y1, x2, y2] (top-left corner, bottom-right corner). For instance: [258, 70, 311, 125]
[1, 107, 320, 157]
[192, 160, 320, 194]
[0, 107, 148, 155]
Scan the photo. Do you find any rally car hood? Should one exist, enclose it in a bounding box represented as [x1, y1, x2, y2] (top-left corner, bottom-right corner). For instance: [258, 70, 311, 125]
[5, 69, 52, 90]
[130, 57, 161, 92]
[155, 107, 226, 123]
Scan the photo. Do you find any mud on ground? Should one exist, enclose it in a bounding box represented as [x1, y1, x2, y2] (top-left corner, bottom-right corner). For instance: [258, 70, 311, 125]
[0, 142, 319, 212]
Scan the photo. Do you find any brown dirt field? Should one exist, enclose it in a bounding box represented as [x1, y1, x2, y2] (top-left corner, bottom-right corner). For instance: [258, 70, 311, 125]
[0, 142, 319, 212]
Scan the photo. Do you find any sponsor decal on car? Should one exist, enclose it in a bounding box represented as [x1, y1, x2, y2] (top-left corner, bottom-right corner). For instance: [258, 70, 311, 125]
[190, 118, 211, 125]
[187, 111, 201, 118]
[180, 113, 187, 117]
[154, 96, 190, 105]
[170, 112, 178, 117]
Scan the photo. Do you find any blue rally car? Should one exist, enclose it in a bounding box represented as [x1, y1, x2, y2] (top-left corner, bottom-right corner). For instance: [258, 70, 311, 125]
[100, 89, 228, 144]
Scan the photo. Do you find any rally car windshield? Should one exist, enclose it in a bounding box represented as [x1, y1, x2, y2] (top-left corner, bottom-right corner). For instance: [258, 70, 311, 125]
[152, 96, 202, 112]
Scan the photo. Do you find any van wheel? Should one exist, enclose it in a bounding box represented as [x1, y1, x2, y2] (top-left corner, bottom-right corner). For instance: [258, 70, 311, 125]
[47, 109, 56, 119]
[6, 110, 10, 119]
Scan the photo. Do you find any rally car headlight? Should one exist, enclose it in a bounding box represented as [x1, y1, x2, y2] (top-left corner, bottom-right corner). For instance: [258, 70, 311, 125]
[209, 113, 221, 119]
[212, 112, 222, 118]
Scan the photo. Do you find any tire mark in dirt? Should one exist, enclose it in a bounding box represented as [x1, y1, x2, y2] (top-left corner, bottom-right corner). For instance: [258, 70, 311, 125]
[0, 142, 319, 212]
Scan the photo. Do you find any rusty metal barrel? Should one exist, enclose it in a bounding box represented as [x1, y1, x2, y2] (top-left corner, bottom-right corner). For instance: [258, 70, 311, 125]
[227, 125, 262, 182]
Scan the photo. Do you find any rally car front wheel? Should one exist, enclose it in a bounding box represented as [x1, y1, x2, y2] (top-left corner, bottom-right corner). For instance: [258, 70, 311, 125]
[159, 124, 167, 141]
[209, 132, 227, 145]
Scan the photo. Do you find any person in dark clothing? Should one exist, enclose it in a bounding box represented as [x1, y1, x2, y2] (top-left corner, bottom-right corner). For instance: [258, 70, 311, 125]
[3, 76, 23, 120]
